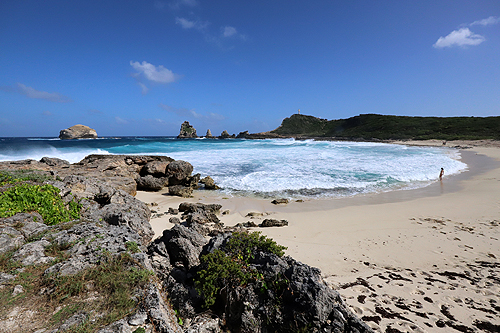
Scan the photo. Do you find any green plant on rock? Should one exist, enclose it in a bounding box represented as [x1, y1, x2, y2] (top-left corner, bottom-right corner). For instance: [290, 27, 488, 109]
[195, 232, 287, 308]
[0, 183, 81, 225]
[125, 241, 141, 253]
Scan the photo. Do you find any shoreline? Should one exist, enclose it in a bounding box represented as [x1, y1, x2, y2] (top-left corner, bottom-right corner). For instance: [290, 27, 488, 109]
[137, 140, 500, 332]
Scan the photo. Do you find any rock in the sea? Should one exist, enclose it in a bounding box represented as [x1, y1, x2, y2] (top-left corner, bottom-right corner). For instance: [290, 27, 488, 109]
[59, 124, 98, 140]
[205, 129, 214, 138]
[200, 176, 220, 190]
[236, 130, 249, 138]
[178, 121, 197, 138]
[219, 130, 234, 139]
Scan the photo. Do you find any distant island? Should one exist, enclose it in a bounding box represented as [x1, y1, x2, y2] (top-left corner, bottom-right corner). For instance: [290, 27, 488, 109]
[265, 114, 500, 141]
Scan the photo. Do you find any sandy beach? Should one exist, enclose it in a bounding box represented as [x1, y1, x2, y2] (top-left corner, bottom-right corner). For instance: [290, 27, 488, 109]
[137, 140, 500, 333]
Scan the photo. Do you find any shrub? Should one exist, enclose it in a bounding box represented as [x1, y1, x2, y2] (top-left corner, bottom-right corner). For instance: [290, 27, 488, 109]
[0, 184, 80, 225]
[195, 232, 287, 308]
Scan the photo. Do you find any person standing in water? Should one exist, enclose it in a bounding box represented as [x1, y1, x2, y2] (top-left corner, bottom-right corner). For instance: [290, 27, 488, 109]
[439, 168, 444, 181]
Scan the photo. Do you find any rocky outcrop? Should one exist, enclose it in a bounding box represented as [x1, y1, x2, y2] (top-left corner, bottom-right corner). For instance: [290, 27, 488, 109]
[219, 130, 236, 139]
[59, 124, 98, 140]
[236, 130, 250, 138]
[178, 121, 197, 138]
[200, 176, 220, 190]
[0, 154, 203, 197]
[205, 129, 214, 138]
[147, 218, 374, 333]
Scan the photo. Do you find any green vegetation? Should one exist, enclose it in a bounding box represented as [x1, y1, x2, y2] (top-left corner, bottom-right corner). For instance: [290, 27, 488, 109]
[0, 183, 81, 225]
[272, 113, 500, 140]
[125, 241, 141, 253]
[195, 232, 287, 308]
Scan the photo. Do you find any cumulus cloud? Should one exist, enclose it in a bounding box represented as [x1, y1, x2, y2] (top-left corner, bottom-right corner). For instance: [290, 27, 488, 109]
[0, 83, 72, 103]
[433, 27, 485, 48]
[130, 61, 180, 84]
[159, 103, 225, 121]
[470, 16, 500, 26]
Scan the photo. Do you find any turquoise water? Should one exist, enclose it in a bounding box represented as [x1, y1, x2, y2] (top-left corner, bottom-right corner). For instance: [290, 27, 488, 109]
[0, 137, 467, 198]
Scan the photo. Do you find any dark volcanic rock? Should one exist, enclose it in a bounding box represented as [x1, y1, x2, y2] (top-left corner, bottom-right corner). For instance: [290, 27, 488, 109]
[59, 124, 98, 140]
[178, 121, 198, 138]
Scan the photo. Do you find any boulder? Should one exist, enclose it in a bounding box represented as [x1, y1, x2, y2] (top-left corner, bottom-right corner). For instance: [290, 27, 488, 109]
[40, 157, 70, 167]
[271, 198, 289, 205]
[142, 161, 169, 176]
[259, 219, 289, 227]
[136, 175, 168, 191]
[200, 176, 220, 190]
[166, 160, 194, 185]
[169, 185, 193, 198]
[59, 124, 98, 140]
[178, 121, 198, 138]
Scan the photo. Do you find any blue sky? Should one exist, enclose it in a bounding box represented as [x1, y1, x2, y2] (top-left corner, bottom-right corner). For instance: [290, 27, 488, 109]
[0, 1, 499, 137]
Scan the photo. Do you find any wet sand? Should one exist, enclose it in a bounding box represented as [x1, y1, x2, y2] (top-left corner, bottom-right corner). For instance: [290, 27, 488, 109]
[137, 140, 500, 332]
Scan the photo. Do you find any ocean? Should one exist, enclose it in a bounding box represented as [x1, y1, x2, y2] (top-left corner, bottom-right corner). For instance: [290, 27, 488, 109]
[0, 137, 467, 199]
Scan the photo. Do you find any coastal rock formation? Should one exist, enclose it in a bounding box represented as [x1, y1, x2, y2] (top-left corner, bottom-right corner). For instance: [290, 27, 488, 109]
[200, 176, 220, 190]
[59, 124, 98, 140]
[0, 155, 202, 197]
[178, 121, 197, 138]
[236, 130, 249, 138]
[205, 129, 214, 138]
[148, 217, 374, 333]
[219, 130, 235, 139]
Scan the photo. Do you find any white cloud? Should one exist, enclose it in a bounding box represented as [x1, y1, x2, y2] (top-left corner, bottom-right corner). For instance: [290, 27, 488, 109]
[138, 82, 149, 95]
[433, 27, 485, 48]
[175, 17, 208, 30]
[223, 26, 237, 37]
[115, 116, 128, 124]
[221, 26, 246, 40]
[130, 61, 180, 84]
[159, 103, 225, 121]
[0, 83, 72, 103]
[470, 16, 500, 26]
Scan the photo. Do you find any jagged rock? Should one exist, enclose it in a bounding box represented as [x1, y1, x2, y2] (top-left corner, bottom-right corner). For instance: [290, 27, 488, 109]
[236, 131, 249, 138]
[178, 121, 198, 138]
[219, 130, 231, 139]
[147, 226, 373, 333]
[0, 273, 16, 284]
[0, 226, 25, 254]
[138, 283, 183, 333]
[184, 316, 222, 333]
[271, 198, 289, 205]
[169, 185, 193, 198]
[136, 175, 167, 191]
[12, 240, 53, 266]
[200, 176, 220, 190]
[127, 311, 148, 326]
[178, 203, 221, 225]
[59, 124, 98, 140]
[40, 157, 70, 167]
[1, 212, 48, 239]
[168, 207, 179, 215]
[59, 312, 88, 331]
[205, 129, 214, 138]
[259, 219, 289, 227]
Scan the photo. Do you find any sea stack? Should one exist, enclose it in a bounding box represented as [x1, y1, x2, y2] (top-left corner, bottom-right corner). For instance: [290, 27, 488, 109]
[177, 121, 197, 138]
[59, 124, 98, 140]
[205, 129, 214, 138]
